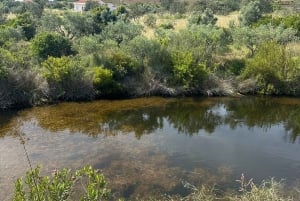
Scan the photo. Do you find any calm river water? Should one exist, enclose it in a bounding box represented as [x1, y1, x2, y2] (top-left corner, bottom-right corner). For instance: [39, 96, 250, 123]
[0, 97, 300, 200]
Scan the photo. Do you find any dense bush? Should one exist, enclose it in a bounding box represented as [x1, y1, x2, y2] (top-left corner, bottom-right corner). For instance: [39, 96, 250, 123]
[9, 12, 36, 40]
[242, 42, 299, 94]
[92, 66, 122, 97]
[31, 32, 74, 60]
[255, 14, 300, 36]
[41, 56, 93, 100]
[189, 8, 217, 26]
[0, 69, 48, 109]
[170, 50, 208, 88]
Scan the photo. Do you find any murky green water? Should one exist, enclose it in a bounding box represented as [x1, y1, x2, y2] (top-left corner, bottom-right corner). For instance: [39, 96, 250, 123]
[0, 97, 300, 200]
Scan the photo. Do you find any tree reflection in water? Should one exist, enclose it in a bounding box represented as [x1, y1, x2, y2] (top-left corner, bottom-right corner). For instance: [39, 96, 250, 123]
[0, 97, 300, 142]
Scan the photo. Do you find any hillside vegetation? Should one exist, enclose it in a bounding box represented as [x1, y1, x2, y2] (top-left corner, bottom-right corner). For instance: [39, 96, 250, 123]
[0, 0, 300, 109]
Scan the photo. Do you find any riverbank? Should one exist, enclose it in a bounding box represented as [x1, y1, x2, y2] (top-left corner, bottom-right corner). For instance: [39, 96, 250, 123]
[2, 74, 300, 110]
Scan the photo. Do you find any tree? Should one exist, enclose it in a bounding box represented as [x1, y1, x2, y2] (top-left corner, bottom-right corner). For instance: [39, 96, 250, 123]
[31, 32, 74, 60]
[167, 25, 231, 68]
[128, 3, 156, 20]
[232, 25, 298, 56]
[63, 12, 98, 38]
[100, 21, 142, 45]
[241, 0, 272, 13]
[24, 0, 45, 18]
[38, 12, 64, 34]
[189, 8, 217, 26]
[239, 1, 262, 26]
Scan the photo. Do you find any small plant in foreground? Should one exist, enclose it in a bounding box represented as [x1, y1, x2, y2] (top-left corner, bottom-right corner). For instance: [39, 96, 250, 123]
[13, 166, 110, 201]
[233, 173, 294, 201]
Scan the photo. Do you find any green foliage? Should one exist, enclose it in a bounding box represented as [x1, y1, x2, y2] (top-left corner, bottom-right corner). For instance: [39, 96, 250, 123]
[242, 42, 298, 94]
[0, 48, 18, 72]
[159, 22, 174, 29]
[41, 56, 93, 100]
[13, 166, 110, 201]
[92, 67, 121, 96]
[232, 25, 298, 56]
[91, 5, 117, 27]
[100, 21, 142, 45]
[189, 0, 241, 14]
[255, 14, 300, 36]
[63, 12, 98, 38]
[225, 58, 246, 76]
[0, 42, 34, 71]
[9, 12, 36, 40]
[129, 3, 158, 19]
[38, 12, 64, 34]
[241, 0, 273, 13]
[170, 50, 208, 88]
[0, 26, 24, 47]
[125, 36, 171, 73]
[239, 1, 262, 26]
[41, 56, 76, 82]
[31, 32, 74, 60]
[104, 50, 139, 80]
[189, 8, 217, 26]
[74, 35, 102, 67]
[167, 25, 231, 68]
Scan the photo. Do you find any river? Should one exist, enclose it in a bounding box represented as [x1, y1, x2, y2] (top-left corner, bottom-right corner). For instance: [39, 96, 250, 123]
[0, 97, 300, 200]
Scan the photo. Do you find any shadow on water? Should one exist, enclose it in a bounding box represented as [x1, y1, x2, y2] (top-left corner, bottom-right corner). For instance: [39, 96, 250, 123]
[0, 109, 20, 137]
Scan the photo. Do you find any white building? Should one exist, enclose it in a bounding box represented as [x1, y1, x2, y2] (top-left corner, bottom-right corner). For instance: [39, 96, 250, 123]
[73, 0, 87, 12]
[73, 0, 116, 12]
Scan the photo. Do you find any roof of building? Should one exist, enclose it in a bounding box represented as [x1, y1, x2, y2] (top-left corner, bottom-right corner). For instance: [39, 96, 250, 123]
[73, 0, 104, 3]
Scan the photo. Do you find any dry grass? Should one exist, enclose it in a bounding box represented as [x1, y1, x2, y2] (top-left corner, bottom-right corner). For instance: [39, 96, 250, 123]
[216, 11, 239, 28]
[6, 13, 16, 20]
[287, 42, 300, 57]
[136, 14, 188, 38]
[137, 11, 240, 38]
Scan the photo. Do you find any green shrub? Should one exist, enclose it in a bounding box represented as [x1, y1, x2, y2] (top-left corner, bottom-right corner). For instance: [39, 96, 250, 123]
[92, 66, 123, 97]
[41, 56, 93, 100]
[31, 32, 74, 60]
[13, 166, 110, 201]
[242, 41, 297, 94]
[104, 50, 139, 81]
[225, 59, 246, 76]
[171, 51, 208, 88]
[159, 22, 174, 29]
[41, 56, 79, 82]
